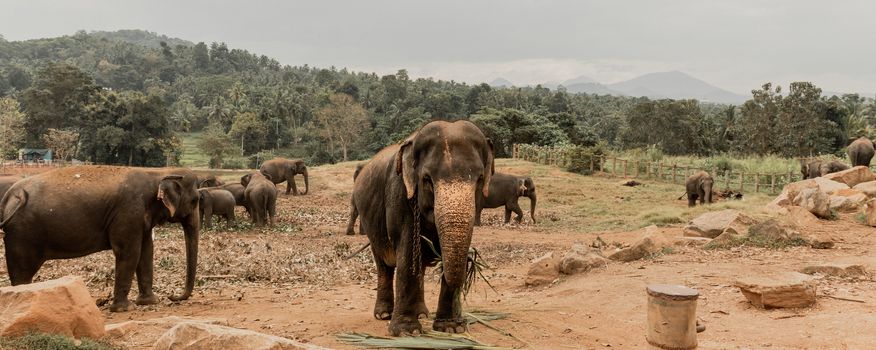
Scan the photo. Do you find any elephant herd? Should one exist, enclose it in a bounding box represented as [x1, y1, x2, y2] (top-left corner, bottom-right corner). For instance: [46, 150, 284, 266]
[0, 120, 537, 336]
[682, 136, 876, 207]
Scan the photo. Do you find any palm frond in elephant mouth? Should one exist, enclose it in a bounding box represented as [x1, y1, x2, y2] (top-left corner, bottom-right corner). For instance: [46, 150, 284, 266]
[421, 236, 497, 299]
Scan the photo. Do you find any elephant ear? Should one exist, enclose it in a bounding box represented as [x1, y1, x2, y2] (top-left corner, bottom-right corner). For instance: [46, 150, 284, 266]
[481, 139, 495, 197]
[241, 174, 252, 187]
[158, 175, 184, 217]
[260, 171, 272, 181]
[396, 139, 417, 199]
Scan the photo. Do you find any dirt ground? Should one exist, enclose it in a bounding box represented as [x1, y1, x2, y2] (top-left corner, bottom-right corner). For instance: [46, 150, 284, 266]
[2, 160, 876, 349]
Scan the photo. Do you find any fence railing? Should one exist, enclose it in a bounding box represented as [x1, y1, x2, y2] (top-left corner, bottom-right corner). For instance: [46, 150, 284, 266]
[511, 144, 801, 195]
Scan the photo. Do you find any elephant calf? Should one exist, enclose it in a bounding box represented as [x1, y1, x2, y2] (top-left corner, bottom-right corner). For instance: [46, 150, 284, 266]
[198, 174, 225, 188]
[242, 172, 277, 227]
[684, 171, 714, 207]
[848, 137, 875, 167]
[475, 172, 536, 225]
[801, 159, 849, 179]
[219, 182, 250, 217]
[260, 158, 309, 195]
[198, 188, 236, 229]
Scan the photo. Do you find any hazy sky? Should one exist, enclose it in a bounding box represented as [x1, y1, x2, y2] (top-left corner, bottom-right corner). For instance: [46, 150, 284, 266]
[2, 0, 874, 94]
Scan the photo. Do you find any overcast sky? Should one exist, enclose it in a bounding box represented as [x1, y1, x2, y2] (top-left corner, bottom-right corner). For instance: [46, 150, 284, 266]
[2, 0, 874, 94]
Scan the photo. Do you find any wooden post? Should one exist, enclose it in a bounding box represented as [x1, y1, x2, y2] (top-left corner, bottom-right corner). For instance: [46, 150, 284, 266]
[589, 157, 595, 173]
[612, 157, 617, 177]
[635, 160, 640, 178]
[623, 160, 628, 178]
[658, 162, 663, 180]
[754, 173, 760, 193]
[788, 170, 794, 185]
[770, 174, 776, 193]
[672, 164, 678, 183]
[725, 170, 730, 189]
[739, 171, 745, 192]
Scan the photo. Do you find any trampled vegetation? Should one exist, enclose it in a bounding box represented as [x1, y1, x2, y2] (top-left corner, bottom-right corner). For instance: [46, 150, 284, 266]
[0, 30, 874, 168]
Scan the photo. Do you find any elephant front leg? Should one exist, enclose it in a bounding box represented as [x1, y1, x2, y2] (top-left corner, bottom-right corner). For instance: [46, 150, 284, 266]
[433, 276, 467, 333]
[388, 237, 426, 335]
[109, 230, 143, 312]
[135, 230, 159, 306]
[288, 177, 298, 195]
[509, 201, 524, 223]
[373, 258, 395, 320]
[687, 193, 697, 208]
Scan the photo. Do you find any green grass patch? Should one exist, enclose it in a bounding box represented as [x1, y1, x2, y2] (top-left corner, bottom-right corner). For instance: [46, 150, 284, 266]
[0, 333, 119, 350]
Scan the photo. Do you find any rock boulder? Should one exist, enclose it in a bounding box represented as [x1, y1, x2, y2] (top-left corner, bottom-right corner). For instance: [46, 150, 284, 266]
[153, 322, 325, 350]
[0, 276, 105, 339]
[800, 263, 867, 277]
[822, 166, 876, 188]
[735, 272, 816, 309]
[683, 210, 755, 239]
[608, 226, 671, 262]
[525, 252, 561, 286]
[828, 189, 867, 213]
[559, 250, 607, 275]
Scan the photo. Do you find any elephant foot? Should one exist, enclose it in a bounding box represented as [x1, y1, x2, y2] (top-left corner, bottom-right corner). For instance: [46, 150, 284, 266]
[388, 316, 423, 336]
[414, 302, 430, 320]
[432, 318, 467, 333]
[345, 229, 355, 236]
[135, 293, 159, 306]
[374, 301, 393, 320]
[109, 299, 132, 312]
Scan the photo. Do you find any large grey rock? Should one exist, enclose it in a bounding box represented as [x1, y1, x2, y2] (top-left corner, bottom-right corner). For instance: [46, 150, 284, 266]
[0, 276, 105, 339]
[793, 187, 831, 218]
[683, 210, 755, 239]
[747, 219, 803, 244]
[735, 272, 816, 309]
[822, 166, 876, 188]
[153, 322, 326, 350]
[526, 252, 560, 286]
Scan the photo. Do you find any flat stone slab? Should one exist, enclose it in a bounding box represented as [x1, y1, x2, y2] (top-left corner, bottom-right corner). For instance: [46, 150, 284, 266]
[800, 263, 867, 277]
[735, 272, 816, 309]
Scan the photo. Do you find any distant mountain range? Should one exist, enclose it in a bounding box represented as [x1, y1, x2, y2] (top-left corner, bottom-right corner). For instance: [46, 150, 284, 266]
[489, 71, 750, 104]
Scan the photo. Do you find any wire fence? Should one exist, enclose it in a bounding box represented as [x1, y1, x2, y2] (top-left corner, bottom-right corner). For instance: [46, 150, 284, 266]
[512, 144, 805, 195]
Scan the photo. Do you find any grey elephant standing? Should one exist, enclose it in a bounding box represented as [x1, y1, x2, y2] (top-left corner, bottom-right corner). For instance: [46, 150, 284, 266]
[801, 159, 849, 179]
[260, 158, 309, 195]
[475, 173, 536, 225]
[353, 120, 494, 336]
[241, 172, 277, 227]
[345, 163, 365, 235]
[0, 166, 200, 312]
[847, 137, 875, 167]
[684, 171, 713, 207]
[198, 188, 236, 229]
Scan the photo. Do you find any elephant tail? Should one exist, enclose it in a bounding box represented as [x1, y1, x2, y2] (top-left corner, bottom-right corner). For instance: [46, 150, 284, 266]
[0, 189, 28, 231]
[345, 242, 371, 260]
[677, 191, 686, 200]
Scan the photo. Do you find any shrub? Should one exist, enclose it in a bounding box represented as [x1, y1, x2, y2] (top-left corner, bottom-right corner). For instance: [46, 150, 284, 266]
[565, 142, 608, 175]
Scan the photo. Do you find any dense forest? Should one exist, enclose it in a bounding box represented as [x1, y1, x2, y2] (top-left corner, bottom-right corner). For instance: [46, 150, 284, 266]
[0, 30, 874, 167]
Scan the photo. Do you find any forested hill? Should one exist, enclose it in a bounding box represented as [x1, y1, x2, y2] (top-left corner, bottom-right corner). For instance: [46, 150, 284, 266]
[0, 30, 873, 168]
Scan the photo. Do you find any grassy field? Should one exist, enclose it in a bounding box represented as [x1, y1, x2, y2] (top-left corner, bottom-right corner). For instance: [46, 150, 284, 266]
[494, 159, 772, 234]
[178, 132, 209, 168]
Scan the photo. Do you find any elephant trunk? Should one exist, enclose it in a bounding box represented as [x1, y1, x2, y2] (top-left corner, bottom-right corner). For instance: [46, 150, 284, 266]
[434, 181, 476, 288]
[170, 211, 199, 301]
[529, 191, 537, 223]
[302, 168, 309, 195]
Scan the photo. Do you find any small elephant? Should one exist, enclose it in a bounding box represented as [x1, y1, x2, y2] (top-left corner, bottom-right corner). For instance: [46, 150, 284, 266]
[801, 159, 849, 179]
[345, 163, 366, 235]
[0, 166, 201, 312]
[241, 172, 277, 227]
[219, 182, 250, 217]
[198, 174, 225, 188]
[684, 171, 714, 207]
[198, 188, 236, 229]
[260, 158, 309, 195]
[475, 172, 536, 225]
[847, 137, 876, 167]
